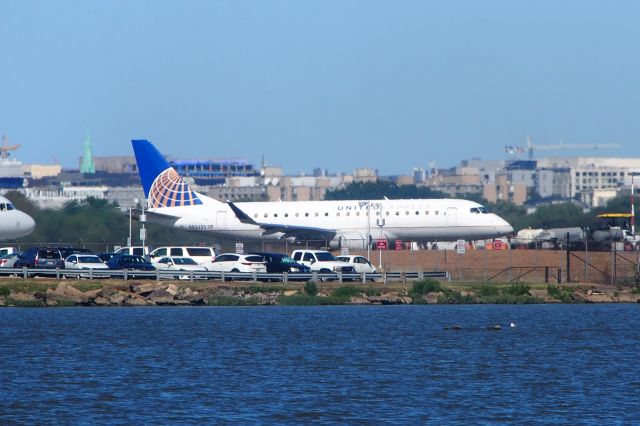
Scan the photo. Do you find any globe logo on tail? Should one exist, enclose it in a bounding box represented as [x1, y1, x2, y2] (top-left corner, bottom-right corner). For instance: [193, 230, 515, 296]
[148, 167, 203, 208]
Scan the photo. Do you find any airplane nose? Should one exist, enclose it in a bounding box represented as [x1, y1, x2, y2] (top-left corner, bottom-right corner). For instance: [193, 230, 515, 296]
[24, 214, 36, 233]
[18, 212, 36, 236]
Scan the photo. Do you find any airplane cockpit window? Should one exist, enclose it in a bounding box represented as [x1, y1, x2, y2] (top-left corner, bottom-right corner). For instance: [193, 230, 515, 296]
[0, 204, 5, 211]
[470, 207, 488, 214]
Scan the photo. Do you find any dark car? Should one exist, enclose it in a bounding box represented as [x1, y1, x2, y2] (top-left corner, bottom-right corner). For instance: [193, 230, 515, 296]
[106, 254, 156, 279]
[55, 247, 94, 258]
[250, 252, 311, 274]
[14, 247, 65, 274]
[97, 252, 117, 263]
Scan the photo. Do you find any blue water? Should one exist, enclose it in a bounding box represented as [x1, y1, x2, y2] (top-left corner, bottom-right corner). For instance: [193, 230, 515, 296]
[1, 305, 639, 425]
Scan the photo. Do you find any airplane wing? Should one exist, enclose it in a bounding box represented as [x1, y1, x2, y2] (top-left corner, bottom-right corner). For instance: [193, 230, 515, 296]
[227, 202, 336, 241]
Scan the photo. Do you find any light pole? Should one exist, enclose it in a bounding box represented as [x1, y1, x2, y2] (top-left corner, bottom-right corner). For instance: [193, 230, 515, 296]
[140, 200, 147, 255]
[376, 204, 385, 268]
[358, 200, 372, 259]
[128, 198, 139, 247]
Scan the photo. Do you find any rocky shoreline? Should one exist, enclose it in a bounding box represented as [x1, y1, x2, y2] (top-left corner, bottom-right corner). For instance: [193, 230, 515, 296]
[0, 280, 638, 307]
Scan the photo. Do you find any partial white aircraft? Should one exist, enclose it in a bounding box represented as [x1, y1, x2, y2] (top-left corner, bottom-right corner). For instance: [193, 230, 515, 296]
[132, 140, 513, 248]
[0, 195, 35, 240]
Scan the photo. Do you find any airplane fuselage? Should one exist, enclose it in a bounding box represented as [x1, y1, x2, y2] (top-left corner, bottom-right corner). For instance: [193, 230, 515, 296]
[150, 196, 513, 246]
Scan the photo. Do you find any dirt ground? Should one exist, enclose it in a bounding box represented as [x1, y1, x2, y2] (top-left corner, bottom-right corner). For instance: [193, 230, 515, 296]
[347, 247, 640, 284]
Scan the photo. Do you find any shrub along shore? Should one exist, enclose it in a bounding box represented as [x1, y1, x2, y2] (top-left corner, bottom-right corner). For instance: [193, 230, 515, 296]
[0, 278, 638, 307]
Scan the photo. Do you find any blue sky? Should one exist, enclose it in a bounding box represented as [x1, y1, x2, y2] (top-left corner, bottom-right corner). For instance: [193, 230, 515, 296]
[2, 1, 639, 174]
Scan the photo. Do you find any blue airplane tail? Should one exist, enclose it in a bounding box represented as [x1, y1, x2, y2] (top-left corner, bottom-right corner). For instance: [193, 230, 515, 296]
[131, 139, 202, 208]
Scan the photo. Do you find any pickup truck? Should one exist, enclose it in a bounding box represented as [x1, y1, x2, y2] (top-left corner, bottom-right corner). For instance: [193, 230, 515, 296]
[291, 250, 355, 275]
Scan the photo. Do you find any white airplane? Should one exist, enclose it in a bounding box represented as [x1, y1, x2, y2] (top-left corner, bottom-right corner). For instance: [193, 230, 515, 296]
[0, 195, 36, 240]
[131, 140, 513, 248]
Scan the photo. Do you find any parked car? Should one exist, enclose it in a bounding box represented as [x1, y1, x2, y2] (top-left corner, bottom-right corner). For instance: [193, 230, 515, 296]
[204, 253, 267, 274]
[149, 246, 216, 265]
[155, 256, 208, 279]
[64, 254, 110, 278]
[97, 253, 117, 263]
[15, 247, 65, 275]
[0, 252, 21, 275]
[114, 246, 149, 257]
[56, 247, 94, 259]
[106, 254, 156, 278]
[335, 255, 377, 274]
[249, 252, 311, 274]
[290, 250, 355, 274]
[0, 252, 20, 268]
[0, 247, 18, 257]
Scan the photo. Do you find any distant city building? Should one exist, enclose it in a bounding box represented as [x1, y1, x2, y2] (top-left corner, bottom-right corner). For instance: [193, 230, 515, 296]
[413, 167, 426, 184]
[171, 158, 258, 186]
[353, 168, 378, 183]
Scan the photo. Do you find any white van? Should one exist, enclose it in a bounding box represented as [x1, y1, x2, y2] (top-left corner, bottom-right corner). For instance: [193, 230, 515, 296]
[114, 246, 149, 256]
[148, 246, 216, 265]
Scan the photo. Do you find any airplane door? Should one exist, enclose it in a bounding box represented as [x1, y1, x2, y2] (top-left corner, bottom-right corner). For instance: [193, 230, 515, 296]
[445, 207, 458, 226]
[216, 211, 227, 228]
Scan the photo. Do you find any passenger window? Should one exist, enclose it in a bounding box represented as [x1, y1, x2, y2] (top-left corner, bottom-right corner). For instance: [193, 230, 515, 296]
[170, 248, 182, 256]
[405, 211, 409, 215]
[263, 213, 268, 218]
[284, 213, 288, 217]
[305, 213, 309, 217]
[425, 211, 429, 215]
[303, 253, 314, 262]
[415, 211, 419, 215]
[435, 211, 439, 215]
[346, 212, 350, 216]
[325, 213, 328, 217]
[395, 212, 399, 216]
[274, 213, 278, 218]
[336, 212, 340, 217]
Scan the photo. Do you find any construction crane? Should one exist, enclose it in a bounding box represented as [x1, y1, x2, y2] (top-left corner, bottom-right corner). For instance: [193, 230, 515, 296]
[0, 134, 20, 160]
[505, 136, 620, 160]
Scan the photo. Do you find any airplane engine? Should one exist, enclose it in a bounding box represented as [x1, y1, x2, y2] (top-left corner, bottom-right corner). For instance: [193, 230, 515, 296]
[329, 235, 371, 251]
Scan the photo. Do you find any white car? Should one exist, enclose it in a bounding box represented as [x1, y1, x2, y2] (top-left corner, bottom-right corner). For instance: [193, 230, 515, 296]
[64, 254, 110, 278]
[0, 252, 20, 268]
[149, 246, 216, 265]
[155, 256, 208, 279]
[204, 253, 267, 273]
[335, 255, 377, 274]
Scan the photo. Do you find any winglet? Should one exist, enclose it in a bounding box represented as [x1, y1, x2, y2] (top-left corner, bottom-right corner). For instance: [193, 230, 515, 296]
[227, 201, 257, 225]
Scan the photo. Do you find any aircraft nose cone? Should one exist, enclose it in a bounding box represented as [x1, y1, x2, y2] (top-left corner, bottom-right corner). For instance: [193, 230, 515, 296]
[17, 212, 36, 237]
[24, 214, 36, 233]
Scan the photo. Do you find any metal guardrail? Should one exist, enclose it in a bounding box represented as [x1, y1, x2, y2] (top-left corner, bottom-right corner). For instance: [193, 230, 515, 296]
[0, 267, 450, 283]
